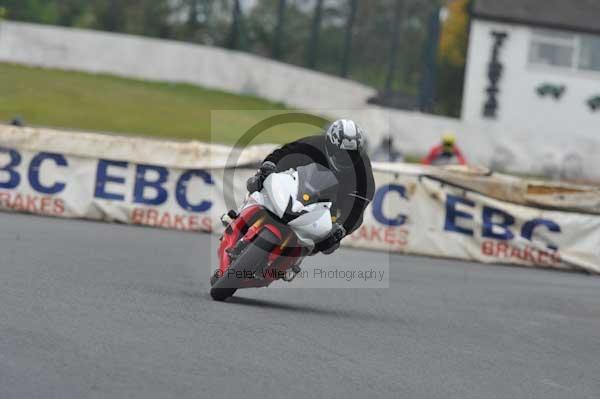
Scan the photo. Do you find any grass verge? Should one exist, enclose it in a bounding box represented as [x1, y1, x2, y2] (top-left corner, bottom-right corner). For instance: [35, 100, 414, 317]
[0, 63, 321, 144]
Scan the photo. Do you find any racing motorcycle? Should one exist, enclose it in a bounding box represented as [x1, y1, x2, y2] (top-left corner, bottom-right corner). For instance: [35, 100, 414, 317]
[210, 163, 338, 301]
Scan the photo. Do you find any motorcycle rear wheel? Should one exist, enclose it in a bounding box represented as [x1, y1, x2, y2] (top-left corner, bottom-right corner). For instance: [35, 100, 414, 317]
[210, 228, 280, 301]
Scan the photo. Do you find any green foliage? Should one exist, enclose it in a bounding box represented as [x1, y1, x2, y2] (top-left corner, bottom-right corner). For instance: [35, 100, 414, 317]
[0, 0, 175, 37]
[242, 0, 435, 93]
[436, 0, 471, 117]
[0, 0, 58, 23]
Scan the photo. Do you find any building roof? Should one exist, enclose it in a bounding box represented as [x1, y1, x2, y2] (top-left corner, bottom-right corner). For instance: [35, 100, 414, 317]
[472, 0, 600, 35]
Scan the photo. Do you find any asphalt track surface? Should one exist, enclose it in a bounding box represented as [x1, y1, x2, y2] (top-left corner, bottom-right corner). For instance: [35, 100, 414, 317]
[1, 212, 599, 399]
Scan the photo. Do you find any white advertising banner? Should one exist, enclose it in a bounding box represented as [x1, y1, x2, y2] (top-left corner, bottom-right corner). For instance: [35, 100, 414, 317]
[345, 172, 600, 273]
[1, 129, 599, 274]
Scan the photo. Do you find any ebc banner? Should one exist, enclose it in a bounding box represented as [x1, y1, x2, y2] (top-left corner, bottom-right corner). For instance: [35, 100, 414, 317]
[0, 146, 218, 233]
[2, 143, 600, 273]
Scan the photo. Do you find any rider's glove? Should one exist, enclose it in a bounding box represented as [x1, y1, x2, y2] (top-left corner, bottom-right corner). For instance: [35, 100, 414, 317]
[321, 241, 341, 255]
[246, 161, 277, 193]
[316, 224, 346, 255]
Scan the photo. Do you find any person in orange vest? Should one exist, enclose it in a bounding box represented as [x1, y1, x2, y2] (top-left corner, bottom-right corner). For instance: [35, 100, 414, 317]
[422, 133, 467, 166]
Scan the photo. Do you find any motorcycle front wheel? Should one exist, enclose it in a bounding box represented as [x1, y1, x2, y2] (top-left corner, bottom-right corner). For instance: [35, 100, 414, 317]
[210, 228, 280, 301]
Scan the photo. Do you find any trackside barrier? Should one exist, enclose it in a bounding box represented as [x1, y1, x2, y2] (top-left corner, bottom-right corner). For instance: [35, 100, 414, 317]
[1, 125, 599, 274]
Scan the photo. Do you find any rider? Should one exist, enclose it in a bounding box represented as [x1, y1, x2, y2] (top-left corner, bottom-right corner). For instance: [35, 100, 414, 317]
[247, 119, 375, 255]
[422, 133, 467, 166]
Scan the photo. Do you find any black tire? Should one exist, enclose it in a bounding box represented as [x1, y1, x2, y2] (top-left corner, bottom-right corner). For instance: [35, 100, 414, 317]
[210, 271, 219, 287]
[210, 287, 237, 302]
[210, 229, 280, 302]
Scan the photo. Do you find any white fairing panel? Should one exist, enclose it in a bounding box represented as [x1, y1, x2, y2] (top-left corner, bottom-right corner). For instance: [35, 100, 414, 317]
[245, 169, 333, 248]
[288, 203, 333, 246]
[262, 172, 298, 218]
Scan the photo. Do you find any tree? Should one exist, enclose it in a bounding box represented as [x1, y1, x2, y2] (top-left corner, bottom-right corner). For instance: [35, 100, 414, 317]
[385, 0, 404, 92]
[226, 0, 241, 49]
[271, 0, 287, 59]
[306, 0, 324, 68]
[0, 0, 59, 24]
[419, 7, 441, 112]
[56, 0, 86, 27]
[186, 0, 200, 37]
[185, 0, 215, 42]
[340, 0, 358, 77]
[437, 0, 470, 116]
[244, 0, 320, 66]
[96, 0, 124, 32]
[142, 0, 172, 38]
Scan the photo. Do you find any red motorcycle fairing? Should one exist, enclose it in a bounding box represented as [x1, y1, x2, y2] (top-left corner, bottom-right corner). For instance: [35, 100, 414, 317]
[217, 205, 261, 274]
[217, 205, 303, 286]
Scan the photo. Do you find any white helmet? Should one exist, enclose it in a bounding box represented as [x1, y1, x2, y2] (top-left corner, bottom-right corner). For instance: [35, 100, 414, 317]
[325, 119, 366, 172]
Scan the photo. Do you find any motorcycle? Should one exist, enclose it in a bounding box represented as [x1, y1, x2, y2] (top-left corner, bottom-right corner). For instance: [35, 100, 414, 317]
[210, 163, 339, 301]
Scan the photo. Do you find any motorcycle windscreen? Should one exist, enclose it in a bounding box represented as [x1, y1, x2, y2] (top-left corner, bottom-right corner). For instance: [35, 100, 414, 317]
[296, 163, 339, 205]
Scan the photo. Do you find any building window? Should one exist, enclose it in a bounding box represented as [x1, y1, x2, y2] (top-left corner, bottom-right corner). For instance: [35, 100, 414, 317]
[579, 35, 600, 72]
[530, 41, 574, 67]
[529, 30, 576, 68]
[529, 29, 600, 72]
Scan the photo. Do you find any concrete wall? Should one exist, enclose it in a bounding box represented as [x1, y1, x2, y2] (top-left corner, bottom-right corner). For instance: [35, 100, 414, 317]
[0, 21, 375, 111]
[462, 19, 600, 140]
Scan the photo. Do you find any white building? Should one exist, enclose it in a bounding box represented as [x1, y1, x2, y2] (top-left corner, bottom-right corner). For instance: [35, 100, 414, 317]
[462, 0, 600, 138]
